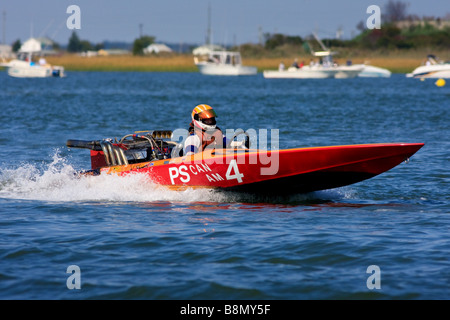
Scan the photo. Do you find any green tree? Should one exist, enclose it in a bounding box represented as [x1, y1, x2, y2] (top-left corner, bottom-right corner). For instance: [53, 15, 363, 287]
[12, 39, 21, 52]
[264, 33, 303, 50]
[94, 42, 104, 51]
[67, 31, 82, 52]
[383, 0, 409, 23]
[80, 40, 93, 51]
[132, 35, 155, 55]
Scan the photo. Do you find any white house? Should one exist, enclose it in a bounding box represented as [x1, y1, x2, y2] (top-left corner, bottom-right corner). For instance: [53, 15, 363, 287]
[0, 44, 14, 59]
[143, 43, 173, 54]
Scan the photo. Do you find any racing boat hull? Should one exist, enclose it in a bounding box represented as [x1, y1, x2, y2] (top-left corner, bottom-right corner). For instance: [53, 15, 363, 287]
[88, 142, 424, 194]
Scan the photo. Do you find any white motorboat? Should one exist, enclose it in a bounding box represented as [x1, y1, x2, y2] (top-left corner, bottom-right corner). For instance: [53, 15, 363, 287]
[263, 65, 337, 79]
[311, 34, 363, 79]
[263, 32, 364, 79]
[358, 65, 392, 78]
[4, 58, 65, 78]
[2, 38, 64, 78]
[312, 49, 363, 79]
[406, 55, 450, 79]
[263, 52, 363, 79]
[334, 64, 365, 79]
[194, 50, 257, 76]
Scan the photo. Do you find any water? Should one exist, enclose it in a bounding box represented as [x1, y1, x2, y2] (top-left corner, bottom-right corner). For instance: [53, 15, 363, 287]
[0, 71, 448, 300]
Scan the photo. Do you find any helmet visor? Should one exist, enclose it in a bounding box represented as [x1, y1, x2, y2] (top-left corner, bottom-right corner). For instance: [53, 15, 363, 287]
[198, 108, 217, 119]
[202, 117, 216, 126]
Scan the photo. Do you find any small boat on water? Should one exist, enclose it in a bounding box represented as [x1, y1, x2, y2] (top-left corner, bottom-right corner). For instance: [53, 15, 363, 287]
[406, 54, 450, 79]
[263, 65, 337, 79]
[311, 50, 364, 79]
[334, 64, 366, 79]
[194, 50, 257, 76]
[2, 57, 64, 78]
[262, 56, 364, 79]
[358, 65, 392, 78]
[263, 60, 390, 79]
[263, 32, 365, 79]
[1, 38, 64, 78]
[66, 130, 424, 195]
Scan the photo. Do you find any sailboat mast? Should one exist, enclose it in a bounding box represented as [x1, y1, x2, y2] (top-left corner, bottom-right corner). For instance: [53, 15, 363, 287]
[206, 2, 211, 45]
[2, 10, 5, 44]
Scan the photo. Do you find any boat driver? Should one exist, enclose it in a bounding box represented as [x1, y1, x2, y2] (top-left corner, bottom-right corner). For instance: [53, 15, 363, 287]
[184, 104, 226, 156]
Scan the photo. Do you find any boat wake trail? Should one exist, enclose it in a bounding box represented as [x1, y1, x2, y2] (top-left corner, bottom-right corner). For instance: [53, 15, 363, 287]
[0, 152, 211, 203]
[0, 152, 351, 204]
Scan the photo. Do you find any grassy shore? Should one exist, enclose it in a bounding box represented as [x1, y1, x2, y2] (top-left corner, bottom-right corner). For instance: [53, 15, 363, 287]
[46, 54, 198, 72]
[45, 50, 448, 74]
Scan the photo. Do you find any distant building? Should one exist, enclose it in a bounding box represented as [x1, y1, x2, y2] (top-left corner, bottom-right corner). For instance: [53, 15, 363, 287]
[80, 50, 99, 57]
[0, 44, 14, 59]
[143, 43, 173, 54]
[395, 18, 450, 30]
[104, 49, 131, 55]
[98, 49, 108, 56]
[79, 49, 130, 57]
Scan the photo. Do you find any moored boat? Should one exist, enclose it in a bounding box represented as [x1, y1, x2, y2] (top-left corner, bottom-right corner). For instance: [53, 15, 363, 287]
[358, 65, 392, 78]
[263, 65, 337, 79]
[67, 130, 424, 195]
[263, 33, 364, 79]
[310, 33, 363, 79]
[406, 55, 450, 79]
[194, 50, 257, 76]
[406, 54, 450, 79]
[2, 38, 64, 78]
[334, 64, 365, 79]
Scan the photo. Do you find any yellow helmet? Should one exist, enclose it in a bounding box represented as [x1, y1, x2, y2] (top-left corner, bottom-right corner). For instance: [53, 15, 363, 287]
[191, 104, 217, 130]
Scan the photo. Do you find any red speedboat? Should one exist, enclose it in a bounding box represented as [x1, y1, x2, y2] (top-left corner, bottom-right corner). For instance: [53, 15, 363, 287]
[67, 130, 424, 194]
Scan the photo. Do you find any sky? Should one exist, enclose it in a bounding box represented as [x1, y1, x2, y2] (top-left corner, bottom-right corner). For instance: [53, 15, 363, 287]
[1, 0, 449, 46]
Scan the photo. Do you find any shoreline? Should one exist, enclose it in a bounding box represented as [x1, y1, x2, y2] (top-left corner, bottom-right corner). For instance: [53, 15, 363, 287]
[7, 50, 447, 74]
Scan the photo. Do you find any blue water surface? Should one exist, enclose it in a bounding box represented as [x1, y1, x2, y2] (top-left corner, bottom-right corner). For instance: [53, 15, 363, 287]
[0, 71, 448, 299]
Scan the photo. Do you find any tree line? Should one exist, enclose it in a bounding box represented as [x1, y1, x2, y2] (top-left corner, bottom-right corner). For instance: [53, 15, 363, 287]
[10, 0, 448, 55]
[239, 0, 449, 56]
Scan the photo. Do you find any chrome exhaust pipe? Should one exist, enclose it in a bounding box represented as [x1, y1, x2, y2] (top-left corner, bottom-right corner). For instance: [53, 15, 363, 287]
[100, 141, 128, 166]
[113, 147, 122, 166]
[113, 146, 128, 166]
[117, 148, 129, 165]
[100, 142, 112, 166]
[105, 142, 117, 166]
[100, 141, 118, 166]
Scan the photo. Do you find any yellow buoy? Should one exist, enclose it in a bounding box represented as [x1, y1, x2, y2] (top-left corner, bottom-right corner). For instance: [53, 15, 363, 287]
[435, 78, 446, 87]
